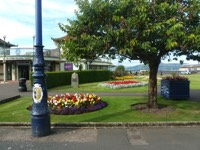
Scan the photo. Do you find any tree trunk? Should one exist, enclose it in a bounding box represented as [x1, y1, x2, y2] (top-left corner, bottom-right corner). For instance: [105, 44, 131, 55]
[148, 61, 160, 108]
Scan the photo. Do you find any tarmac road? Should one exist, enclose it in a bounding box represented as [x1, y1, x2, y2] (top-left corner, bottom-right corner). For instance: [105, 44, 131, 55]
[1, 126, 200, 150]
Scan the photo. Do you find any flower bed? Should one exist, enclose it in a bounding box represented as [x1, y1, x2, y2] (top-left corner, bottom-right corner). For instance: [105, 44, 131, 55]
[27, 93, 107, 115]
[115, 75, 134, 80]
[98, 80, 148, 89]
[161, 75, 188, 81]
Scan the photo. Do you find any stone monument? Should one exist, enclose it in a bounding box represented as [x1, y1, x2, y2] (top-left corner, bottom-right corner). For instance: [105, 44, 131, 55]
[71, 72, 79, 88]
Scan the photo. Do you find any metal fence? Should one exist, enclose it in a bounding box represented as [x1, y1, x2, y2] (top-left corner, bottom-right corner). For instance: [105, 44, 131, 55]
[0, 48, 60, 58]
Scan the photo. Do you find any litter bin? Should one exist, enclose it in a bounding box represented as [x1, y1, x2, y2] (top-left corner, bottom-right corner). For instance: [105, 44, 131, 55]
[18, 78, 27, 92]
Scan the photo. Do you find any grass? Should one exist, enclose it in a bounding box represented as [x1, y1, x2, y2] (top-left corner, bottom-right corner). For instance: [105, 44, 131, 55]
[0, 96, 200, 122]
[48, 74, 199, 93]
[49, 81, 148, 93]
[49, 76, 149, 93]
[0, 74, 200, 123]
[186, 74, 200, 90]
[0, 97, 32, 122]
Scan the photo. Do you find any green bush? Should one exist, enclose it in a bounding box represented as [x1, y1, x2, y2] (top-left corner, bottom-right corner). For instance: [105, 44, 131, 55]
[46, 71, 73, 89]
[112, 65, 128, 77]
[77, 70, 111, 84]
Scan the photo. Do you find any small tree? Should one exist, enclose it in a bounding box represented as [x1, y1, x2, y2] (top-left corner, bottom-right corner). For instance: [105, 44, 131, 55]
[114, 65, 126, 77]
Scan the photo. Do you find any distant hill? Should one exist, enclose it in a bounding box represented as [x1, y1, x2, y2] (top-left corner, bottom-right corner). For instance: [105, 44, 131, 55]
[126, 63, 183, 72]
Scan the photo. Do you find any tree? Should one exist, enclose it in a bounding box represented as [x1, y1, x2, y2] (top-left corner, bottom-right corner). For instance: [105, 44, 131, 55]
[58, 0, 115, 64]
[59, 0, 200, 108]
[175, 0, 200, 62]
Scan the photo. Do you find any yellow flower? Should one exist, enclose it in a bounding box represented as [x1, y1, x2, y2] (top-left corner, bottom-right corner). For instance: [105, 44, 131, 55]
[75, 101, 80, 106]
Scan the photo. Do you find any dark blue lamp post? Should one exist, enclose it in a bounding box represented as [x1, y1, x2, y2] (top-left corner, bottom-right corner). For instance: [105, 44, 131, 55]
[31, 0, 51, 137]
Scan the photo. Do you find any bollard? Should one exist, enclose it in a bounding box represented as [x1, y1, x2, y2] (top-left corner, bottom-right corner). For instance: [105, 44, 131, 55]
[18, 78, 27, 92]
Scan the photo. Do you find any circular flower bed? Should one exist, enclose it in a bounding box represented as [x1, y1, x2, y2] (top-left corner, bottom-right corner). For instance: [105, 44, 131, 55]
[98, 80, 148, 89]
[27, 93, 107, 115]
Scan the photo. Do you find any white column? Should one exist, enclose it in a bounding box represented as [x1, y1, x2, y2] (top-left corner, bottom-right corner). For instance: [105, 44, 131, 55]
[3, 60, 6, 83]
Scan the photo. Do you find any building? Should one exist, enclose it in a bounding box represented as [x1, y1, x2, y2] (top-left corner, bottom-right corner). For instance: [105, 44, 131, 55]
[0, 37, 61, 81]
[52, 36, 114, 71]
[0, 37, 114, 81]
[0, 38, 16, 81]
[179, 64, 200, 73]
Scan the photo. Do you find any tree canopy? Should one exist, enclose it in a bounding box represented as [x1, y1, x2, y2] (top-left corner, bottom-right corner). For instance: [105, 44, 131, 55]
[59, 0, 200, 108]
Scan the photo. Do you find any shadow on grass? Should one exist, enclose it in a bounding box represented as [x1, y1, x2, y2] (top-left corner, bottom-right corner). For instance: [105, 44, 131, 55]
[83, 109, 132, 122]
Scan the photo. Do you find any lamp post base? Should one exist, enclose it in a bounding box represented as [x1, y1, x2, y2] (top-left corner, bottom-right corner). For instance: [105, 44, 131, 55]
[31, 114, 51, 137]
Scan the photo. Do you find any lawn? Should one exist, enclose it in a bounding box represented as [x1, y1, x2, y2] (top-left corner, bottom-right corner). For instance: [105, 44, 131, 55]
[0, 74, 200, 123]
[48, 74, 199, 93]
[186, 74, 200, 90]
[48, 76, 149, 93]
[0, 96, 200, 122]
[48, 81, 148, 93]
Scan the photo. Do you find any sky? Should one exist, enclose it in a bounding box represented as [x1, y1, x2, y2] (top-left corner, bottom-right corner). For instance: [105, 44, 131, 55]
[0, 0, 77, 48]
[0, 0, 198, 67]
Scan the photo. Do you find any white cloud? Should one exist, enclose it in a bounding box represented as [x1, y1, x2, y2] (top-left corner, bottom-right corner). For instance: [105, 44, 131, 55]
[0, 0, 34, 42]
[43, 0, 78, 19]
[0, 0, 77, 47]
[0, 0, 34, 17]
[112, 58, 141, 67]
[0, 17, 34, 42]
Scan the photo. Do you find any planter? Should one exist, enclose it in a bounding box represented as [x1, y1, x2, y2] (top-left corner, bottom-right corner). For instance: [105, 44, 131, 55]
[161, 80, 190, 99]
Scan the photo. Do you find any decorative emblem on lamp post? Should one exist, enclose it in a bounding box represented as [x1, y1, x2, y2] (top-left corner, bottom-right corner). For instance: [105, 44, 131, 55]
[33, 83, 43, 103]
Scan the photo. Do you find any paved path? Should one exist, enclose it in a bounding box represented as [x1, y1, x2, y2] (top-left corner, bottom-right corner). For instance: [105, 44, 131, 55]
[1, 126, 200, 150]
[0, 81, 20, 103]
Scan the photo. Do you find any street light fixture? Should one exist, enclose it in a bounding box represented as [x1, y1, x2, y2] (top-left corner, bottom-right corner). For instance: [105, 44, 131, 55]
[32, 35, 35, 72]
[3, 35, 6, 83]
[33, 35, 35, 59]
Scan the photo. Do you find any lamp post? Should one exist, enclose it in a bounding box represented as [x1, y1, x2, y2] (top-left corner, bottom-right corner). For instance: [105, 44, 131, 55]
[31, 0, 50, 137]
[3, 35, 6, 83]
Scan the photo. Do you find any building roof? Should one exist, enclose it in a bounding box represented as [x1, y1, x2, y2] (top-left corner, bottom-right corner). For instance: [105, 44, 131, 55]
[51, 35, 68, 44]
[0, 38, 16, 48]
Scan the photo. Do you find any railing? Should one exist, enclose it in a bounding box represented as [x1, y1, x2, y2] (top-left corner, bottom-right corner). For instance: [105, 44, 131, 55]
[0, 48, 60, 58]
[0, 48, 113, 64]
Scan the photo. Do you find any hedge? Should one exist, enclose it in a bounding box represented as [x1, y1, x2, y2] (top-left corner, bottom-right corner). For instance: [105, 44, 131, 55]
[31, 70, 111, 89]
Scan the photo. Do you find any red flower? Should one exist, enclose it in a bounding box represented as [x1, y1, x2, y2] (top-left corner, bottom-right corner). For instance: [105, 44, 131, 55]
[72, 96, 77, 102]
[106, 80, 139, 85]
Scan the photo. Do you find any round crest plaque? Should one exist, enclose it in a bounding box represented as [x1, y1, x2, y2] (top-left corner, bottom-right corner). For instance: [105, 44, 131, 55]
[33, 83, 43, 103]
